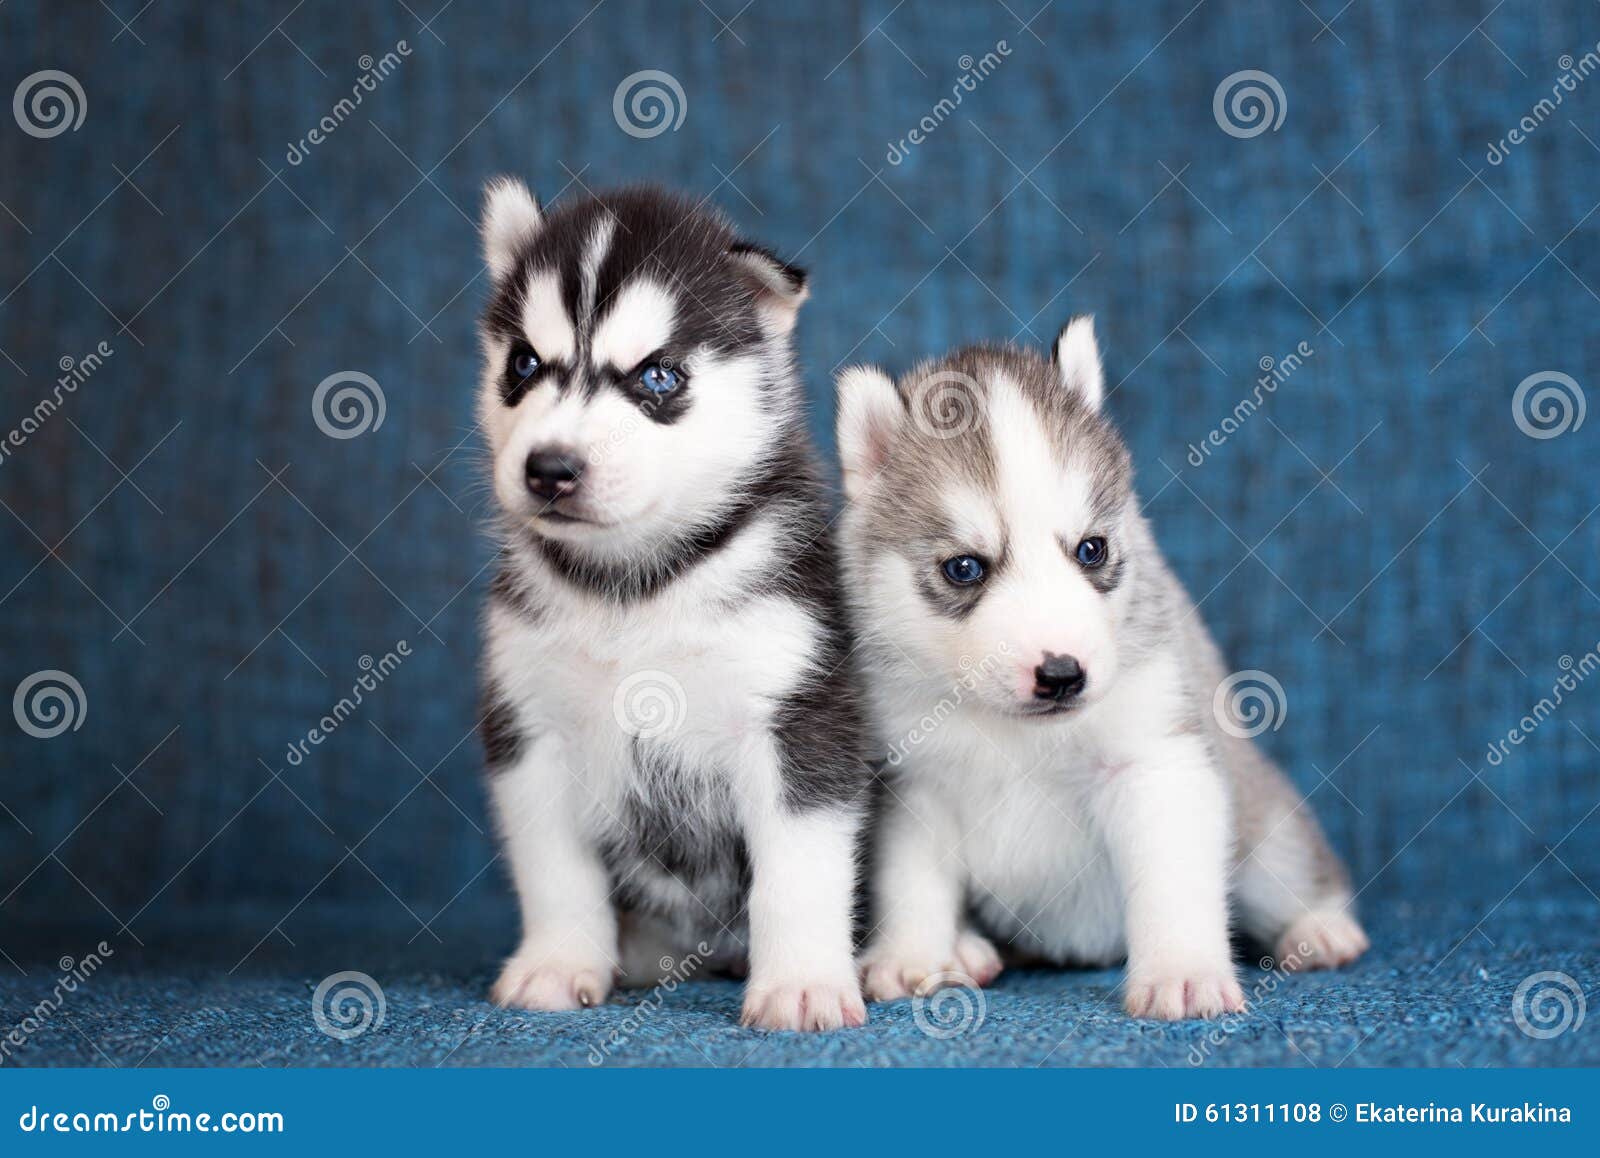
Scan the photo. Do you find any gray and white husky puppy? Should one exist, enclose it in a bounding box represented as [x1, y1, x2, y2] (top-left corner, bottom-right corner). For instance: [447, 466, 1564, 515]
[836, 318, 1367, 1020]
[475, 180, 871, 1031]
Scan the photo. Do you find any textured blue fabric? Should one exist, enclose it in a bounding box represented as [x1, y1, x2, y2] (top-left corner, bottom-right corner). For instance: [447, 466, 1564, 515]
[1, 900, 1594, 1067]
[0, 0, 1596, 1066]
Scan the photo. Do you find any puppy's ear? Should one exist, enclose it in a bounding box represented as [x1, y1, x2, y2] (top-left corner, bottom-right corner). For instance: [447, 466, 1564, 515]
[1053, 314, 1104, 412]
[481, 177, 542, 282]
[727, 242, 809, 336]
[835, 365, 902, 501]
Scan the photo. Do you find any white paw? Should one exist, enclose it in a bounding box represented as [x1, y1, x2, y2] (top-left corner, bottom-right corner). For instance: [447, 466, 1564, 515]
[1124, 965, 1246, 1020]
[740, 978, 867, 1031]
[1276, 909, 1370, 971]
[491, 948, 613, 1011]
[860, 930, 1004, 1002]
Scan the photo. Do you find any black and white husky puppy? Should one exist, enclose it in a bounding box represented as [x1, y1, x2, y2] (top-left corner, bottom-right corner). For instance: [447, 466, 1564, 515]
[475, 181, 871, 1031]
[836, 318, 1367, 1020]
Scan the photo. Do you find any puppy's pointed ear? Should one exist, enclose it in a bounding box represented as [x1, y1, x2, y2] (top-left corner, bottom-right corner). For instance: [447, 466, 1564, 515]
[835, 365, 902, 501]
[1053, 314, 1104, 412]
[727, 242, 809, 336]
[481, 177, 542, 282]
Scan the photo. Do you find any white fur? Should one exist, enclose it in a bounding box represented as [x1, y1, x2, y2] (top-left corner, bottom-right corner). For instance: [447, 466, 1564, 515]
[834, 365, 901, 501]
[591, 279, 676, 372]
[1055, 314, 1104, 411]
[481, 177, 542, 282]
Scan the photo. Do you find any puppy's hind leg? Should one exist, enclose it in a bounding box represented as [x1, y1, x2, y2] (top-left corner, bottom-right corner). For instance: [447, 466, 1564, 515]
[1230, 752, 1369, 972]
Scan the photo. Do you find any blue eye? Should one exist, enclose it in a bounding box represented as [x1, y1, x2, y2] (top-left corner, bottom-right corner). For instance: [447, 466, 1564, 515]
[639, 363, 681, 394]
[1075, 537, 1107, 568]
[512, 348, 540, 378]
[940, 555, 986, 586]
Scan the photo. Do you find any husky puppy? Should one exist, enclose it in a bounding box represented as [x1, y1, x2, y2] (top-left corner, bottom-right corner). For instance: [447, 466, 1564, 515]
[475, 181, 871, 1031]
[836, 318, 1367, 1020]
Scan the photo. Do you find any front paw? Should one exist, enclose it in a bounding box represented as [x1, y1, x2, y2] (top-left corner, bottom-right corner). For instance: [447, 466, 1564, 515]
[491, 947, 613, 1011]
[740, 977, 867, 1031]
[860, 930, 1004, 1002]
[1124, 964, 1245, 1020]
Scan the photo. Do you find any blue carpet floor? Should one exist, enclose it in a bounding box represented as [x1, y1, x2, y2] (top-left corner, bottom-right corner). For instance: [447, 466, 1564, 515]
[2, 898, 1594, 1067]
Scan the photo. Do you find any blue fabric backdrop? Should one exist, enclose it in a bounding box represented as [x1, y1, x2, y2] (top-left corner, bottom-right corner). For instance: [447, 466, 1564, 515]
[0, 0, 1596, 979]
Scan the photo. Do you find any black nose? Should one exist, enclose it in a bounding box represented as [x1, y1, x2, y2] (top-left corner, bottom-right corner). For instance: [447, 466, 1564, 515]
[1033, 653, 1086, 702]
[524, 448, 584, 499]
